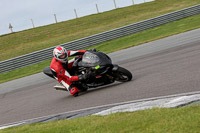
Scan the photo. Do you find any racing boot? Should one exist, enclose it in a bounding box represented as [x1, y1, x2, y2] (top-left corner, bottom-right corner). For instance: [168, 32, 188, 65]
[70, 87, 79, 97]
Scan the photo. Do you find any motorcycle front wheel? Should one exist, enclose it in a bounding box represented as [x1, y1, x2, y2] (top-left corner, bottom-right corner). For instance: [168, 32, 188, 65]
[113, 66, 132, 82]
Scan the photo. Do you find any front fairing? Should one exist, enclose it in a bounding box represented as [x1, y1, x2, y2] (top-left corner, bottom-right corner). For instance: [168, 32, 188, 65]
[82, 52, 100, 64]
[79, 51, 112, 67]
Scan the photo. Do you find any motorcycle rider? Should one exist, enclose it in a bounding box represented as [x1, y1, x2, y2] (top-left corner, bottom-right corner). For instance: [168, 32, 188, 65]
[50, 46, 93, 97]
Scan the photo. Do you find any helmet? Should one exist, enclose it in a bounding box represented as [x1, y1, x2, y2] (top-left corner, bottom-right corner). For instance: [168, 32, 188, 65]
[53, 46, 68, 63]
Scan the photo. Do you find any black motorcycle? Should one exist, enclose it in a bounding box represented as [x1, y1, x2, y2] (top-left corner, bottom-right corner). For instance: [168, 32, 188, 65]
[43, 51, 132, 96]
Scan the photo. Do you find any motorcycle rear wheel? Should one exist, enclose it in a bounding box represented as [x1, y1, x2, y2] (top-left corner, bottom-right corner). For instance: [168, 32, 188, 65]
[114, 66, 132, 82]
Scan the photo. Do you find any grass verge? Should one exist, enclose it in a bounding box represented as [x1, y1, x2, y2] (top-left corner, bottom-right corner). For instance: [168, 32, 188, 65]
[0, 0, 200, 61]
[1, 13, 200, 84]
[1, 105, 200, 133]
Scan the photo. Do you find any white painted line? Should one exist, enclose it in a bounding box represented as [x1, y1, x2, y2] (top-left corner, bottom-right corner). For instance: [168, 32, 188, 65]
[1, 90, 200, 129]
[0, 122, 25, 130]
[94, 94, 200, 115]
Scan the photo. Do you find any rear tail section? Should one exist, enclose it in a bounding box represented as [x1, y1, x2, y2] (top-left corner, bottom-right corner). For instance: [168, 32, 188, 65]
[43, 66, 54, 79]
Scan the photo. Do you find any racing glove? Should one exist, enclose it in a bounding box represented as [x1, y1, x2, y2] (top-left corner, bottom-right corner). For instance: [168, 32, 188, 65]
[78, 73, 90, 81]
[78, 70, 96, 80]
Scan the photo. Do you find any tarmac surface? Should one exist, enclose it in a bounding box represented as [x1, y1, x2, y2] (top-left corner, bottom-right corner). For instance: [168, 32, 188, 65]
[0, 28, 200, 126]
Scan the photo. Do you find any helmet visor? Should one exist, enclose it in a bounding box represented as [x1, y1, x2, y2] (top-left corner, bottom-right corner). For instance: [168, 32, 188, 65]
[58, 53, 67, 59]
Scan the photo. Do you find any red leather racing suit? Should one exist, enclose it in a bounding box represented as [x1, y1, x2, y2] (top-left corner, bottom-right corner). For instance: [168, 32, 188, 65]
[50, 50, 86, 95]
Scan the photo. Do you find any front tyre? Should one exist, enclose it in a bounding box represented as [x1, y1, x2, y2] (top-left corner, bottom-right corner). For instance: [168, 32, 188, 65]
[113, 66, 132, 82]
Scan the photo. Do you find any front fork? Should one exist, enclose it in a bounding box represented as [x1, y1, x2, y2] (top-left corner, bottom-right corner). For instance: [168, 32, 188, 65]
[112, 64, 119, 71]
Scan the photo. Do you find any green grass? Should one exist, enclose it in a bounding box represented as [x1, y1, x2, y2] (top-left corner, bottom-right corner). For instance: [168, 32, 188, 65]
[89, 13, 200, 53]
[0, 0, 200, 61]
[1, 13, 200, 84]
[1, 105, 200, 133]
[0, 60, 51, 83]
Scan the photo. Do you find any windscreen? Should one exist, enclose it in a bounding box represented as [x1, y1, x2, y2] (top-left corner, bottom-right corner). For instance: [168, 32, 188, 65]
[82, 52, 100, 64]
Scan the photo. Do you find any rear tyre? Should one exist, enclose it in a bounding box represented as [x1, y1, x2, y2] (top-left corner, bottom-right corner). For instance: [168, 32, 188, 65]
[113, 66, 132, 82]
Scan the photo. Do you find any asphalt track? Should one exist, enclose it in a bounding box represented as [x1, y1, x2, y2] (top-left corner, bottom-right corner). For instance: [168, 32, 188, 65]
[0, 28, 200, 125]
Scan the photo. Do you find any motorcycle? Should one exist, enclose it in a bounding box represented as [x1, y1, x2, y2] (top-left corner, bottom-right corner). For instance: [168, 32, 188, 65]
[43, 50, 132, 96]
